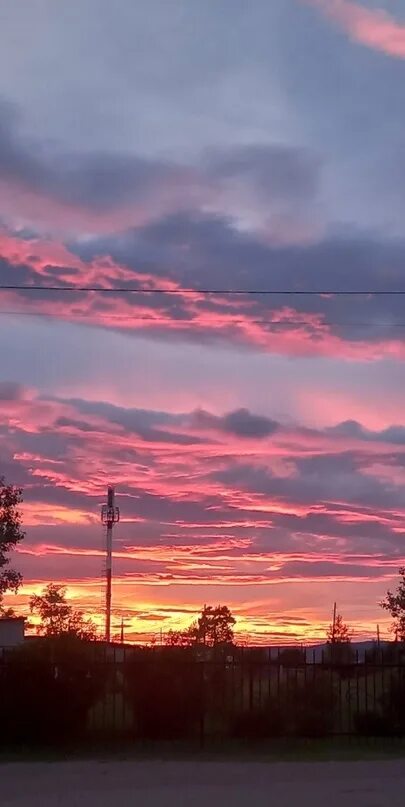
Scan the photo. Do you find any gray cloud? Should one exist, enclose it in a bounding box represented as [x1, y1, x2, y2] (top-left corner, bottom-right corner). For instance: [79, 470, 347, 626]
[1, 0, 405, 238]
[0, 1, 293, 160]
[273, 0, 405, 234]
[213, 451, 405, 512]
[6, 229, 402, 376]
[75, 212, 405, 347]
[65, 398, 279, 441]
[0, 98, 319, 224]
[0, 381, 27, 401]
[0, 99, 179, 212]
[328, 420, 405, 445]
[193, 407, 279, 438]
[2, 109, 405, 355]
[59, 398, 205, 445]
[207, 143, 319, 203]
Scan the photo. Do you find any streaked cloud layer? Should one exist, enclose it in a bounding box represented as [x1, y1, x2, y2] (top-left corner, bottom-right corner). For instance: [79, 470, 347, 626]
[1, 0, 405, 641]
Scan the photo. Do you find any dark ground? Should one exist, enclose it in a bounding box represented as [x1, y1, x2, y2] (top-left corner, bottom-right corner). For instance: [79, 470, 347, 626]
[1, 759, 405, 806]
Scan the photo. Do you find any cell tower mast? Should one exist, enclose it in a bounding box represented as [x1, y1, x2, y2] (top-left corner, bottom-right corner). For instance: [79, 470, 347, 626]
[101, 485, 120, 643]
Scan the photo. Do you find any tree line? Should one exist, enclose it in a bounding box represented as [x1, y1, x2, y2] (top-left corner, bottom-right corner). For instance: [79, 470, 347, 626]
[2, 475, 405, 646]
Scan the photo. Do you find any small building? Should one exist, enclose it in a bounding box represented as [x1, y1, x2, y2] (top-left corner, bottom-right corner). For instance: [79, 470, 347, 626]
[0, 617, 25, 649]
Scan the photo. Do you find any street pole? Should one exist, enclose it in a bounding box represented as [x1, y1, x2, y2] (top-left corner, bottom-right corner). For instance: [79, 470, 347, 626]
[332, 602, 337, 643]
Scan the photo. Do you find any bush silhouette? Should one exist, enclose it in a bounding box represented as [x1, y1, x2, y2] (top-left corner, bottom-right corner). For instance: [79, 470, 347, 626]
[380, 672, 405, 735]
[125, 648, 202, 740]
[354, 711, 389, 737]
[232, 698, 285, 739]
[232, 673, 335, 739]
[0, 638, 107, 747]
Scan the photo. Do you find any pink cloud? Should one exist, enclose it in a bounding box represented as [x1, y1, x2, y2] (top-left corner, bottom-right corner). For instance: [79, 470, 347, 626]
[306, 0, 405, 59]
[3, 228, 405, 363]
[0, 159, 204, 237]
[2, 233, 405, 361]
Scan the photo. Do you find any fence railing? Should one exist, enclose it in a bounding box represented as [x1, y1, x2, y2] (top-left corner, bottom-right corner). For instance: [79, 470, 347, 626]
[2, 644, 405, 746]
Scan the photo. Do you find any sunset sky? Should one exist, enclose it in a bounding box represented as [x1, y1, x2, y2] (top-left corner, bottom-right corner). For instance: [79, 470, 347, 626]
[2, 0, 405, 643]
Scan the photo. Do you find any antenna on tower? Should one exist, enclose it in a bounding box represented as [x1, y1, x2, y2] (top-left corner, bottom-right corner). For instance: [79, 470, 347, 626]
[101, 485, 120, 643]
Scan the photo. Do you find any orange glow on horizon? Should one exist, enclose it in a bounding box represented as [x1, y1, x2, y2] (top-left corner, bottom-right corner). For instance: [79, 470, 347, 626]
[4, 577, 394, 646]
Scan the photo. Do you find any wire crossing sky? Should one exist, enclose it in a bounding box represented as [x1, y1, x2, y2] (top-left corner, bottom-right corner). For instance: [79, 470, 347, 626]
[4, 286, 405, 295]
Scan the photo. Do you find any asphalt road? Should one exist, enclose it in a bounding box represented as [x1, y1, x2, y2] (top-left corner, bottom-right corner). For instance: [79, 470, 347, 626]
[1, 759, 404, 806]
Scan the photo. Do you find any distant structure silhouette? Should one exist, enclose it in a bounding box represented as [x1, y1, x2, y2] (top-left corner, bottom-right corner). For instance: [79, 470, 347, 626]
[101, 485, 120, 643]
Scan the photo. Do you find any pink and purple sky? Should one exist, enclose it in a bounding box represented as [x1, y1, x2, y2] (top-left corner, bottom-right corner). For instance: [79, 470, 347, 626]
[2, 0, 405, 642]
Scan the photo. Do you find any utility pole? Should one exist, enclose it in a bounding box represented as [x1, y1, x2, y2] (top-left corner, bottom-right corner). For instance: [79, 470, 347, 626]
[120, 617, 124, 645]
[101, 485, 120, 643]
[377, 624, 381, 649]
[331, 602, 337, 643]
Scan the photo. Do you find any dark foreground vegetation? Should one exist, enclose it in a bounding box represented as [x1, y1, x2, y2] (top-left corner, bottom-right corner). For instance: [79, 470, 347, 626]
[2, 640, 405, 750]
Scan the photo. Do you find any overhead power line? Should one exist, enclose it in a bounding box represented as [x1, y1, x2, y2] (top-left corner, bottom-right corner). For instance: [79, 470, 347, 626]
[1, 285, 405, 296]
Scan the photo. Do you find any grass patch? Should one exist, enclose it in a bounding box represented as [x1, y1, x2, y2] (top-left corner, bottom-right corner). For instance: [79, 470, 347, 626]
[1, 737, 405, 764]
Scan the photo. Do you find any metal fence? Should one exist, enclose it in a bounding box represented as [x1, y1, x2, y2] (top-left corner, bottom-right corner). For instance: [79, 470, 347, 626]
[2, 644, 405, 745]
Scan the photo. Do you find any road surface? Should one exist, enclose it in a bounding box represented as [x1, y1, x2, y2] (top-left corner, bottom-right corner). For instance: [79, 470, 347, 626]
[1, 759, 404, 806]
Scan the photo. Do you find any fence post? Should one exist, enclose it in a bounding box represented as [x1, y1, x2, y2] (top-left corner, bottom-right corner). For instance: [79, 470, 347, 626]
[249, 661, 254, 712]
[199, 660, 206, 749]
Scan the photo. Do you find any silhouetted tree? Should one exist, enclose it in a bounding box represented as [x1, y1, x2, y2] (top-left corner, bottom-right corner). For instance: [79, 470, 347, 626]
[326, 612, 353, 664]
[30, 583, 98, 640]
[165, 626, 197, 647]
[165, 605, 236, 648]
[195, 605, 236, 646]
[0, 477, 24, 610]
[381, 567, 405, 641]
[327, 612, 351, 644]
